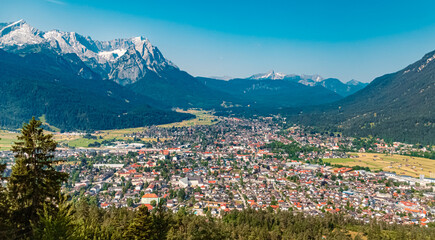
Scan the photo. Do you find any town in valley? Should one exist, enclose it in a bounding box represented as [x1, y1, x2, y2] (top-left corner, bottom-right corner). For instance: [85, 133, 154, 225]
[2, 114, 434, 227]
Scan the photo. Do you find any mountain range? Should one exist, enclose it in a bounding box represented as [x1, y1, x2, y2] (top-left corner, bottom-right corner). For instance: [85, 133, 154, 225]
[246, 70, 368, 97]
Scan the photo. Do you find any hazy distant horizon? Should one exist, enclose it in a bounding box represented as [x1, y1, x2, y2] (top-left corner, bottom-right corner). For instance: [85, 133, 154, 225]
[3, 0, 435, 82]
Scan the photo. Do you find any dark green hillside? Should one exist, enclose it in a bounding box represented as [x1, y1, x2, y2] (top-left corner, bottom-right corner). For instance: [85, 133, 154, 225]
[286, 50, 435, 144]
[198, 77, 342, 108]
[128, 68, 233, 109]
[0, 49, 192, 131]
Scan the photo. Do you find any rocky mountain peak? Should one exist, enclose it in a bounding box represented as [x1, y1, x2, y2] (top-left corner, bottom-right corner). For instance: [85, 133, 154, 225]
[0, 20, 178, 85]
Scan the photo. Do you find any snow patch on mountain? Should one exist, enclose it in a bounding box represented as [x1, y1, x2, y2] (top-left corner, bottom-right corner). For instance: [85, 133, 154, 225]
[98, 49, 127, 61]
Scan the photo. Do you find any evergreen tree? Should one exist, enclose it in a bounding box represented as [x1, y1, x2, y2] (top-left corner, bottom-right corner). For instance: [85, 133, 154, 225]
[123, 206, 155, 240]
[7, 117, 68, 238]
[33, 194, 77, 240]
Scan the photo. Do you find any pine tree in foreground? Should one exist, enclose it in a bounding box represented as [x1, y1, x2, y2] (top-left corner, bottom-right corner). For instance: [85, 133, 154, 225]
[6, 117, 68, 239]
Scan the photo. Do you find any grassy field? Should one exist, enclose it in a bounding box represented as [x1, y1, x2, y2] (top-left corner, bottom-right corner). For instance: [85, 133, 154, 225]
[0, 130, 19, 151]
[323, 152, 435, 178]
[157, 109, 218, 128]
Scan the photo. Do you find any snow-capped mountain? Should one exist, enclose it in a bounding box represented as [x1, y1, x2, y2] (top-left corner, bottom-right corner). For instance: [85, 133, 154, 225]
[0, 20, 177, 85]
[249, 70, 287, 80]
[0, 20, 45, 45]
[247, 70, 324, 84]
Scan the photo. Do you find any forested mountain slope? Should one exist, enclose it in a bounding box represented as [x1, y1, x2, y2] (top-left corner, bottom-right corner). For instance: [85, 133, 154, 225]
[287, 50, 435, 144]
[0, 49, 191, 131]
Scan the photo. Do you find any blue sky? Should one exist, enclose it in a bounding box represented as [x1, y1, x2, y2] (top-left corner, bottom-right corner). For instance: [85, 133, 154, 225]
[2, 0, 435, 82]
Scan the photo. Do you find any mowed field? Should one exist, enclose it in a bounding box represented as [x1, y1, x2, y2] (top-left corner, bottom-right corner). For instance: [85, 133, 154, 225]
[157, 109, 218, 128]
[0, 130, 19, 151]
[323, 152, 435, 178]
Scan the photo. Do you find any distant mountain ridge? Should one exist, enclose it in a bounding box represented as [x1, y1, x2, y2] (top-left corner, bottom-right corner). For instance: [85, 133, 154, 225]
[198, 76, 343, 108]
[247, 70, 324, 82]
[319, 78, 368, 97]
[243, 70, 367, 97]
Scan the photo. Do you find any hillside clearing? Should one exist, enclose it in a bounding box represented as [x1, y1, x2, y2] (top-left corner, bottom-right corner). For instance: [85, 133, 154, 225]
[157, 109, 218, 128]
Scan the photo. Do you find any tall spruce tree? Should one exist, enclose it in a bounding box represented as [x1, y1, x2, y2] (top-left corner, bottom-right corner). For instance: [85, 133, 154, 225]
[7, 117, 68, 238]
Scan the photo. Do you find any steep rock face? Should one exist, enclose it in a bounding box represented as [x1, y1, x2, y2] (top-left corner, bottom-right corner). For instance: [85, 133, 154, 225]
[108, 37, 177, 85]
[109, 47, 150, 85]
[0, 20, 176, 85]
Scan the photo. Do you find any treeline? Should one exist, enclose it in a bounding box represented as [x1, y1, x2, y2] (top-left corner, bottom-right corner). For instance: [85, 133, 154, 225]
[407, 150, 435, 160]
[1, 118, 434, 239]
[4, 200, 435, 240]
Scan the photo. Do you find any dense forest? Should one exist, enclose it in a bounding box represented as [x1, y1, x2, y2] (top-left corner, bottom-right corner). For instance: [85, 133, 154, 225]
[1, 119, 435, 240]
[4, 200, 434, 240]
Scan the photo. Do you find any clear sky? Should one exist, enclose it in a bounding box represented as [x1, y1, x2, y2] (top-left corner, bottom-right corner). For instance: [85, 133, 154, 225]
[2, 0, 435, 82]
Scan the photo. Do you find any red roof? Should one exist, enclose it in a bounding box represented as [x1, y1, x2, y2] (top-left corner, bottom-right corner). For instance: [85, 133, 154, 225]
[143, 204, 153, 210]
[142, 193, 159, 198]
